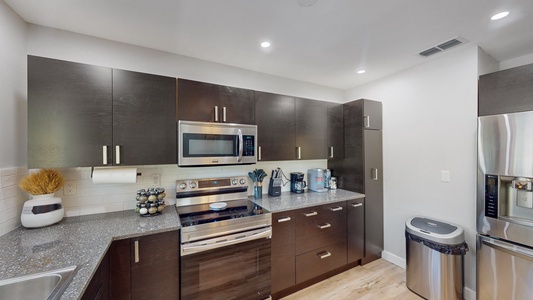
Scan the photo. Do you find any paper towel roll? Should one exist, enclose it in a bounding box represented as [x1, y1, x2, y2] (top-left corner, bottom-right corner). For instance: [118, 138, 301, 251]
[92, 167, 138, 184]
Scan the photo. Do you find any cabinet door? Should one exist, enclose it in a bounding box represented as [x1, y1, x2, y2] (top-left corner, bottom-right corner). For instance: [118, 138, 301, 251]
[177, 79, 219, 122]
[81, 251, 110, 300]
[109, 239, 131, 300]
[347, 199, 365, 264]
[327, 103, 344, 159]
[295, 98, 328, 159]
[271, 211, 296, 294]
[295, 240, 347, 284]
[131, 231, 180, 300]
[362, 99, 382, 130]
[479, 63, 533, 116]
[28, 56, 113, 168]
[113, 70, 176, 165]
[219, 85, 255, 124]
[254, 91, 295, 161]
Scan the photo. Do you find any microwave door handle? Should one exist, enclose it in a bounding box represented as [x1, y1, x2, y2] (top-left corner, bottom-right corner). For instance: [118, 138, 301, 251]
[238, 129, 243, 162]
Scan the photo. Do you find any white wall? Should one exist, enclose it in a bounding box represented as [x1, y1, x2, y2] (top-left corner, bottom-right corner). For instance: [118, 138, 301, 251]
[344, 46, 479, 296]
[500, 52, 533, 70]
[27, 25, 344, 103]
[0, 1, 29, 234]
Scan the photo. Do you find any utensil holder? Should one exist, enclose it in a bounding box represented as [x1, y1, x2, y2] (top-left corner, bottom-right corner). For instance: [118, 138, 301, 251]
[254, 182, 263, 199]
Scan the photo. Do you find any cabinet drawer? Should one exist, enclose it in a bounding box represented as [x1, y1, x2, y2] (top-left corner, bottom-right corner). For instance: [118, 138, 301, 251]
[295, 203, 346, 255]
[295, 241, 347, 284]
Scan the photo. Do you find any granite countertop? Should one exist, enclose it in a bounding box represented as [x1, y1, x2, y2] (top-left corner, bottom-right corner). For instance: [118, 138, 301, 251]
[0, 206, 180, 299]
[252, 188, 365, 213]
[0, 189, 362, 299]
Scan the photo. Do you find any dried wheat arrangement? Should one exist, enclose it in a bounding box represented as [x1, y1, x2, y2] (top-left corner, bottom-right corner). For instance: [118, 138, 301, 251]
[18, 169, 64, 195]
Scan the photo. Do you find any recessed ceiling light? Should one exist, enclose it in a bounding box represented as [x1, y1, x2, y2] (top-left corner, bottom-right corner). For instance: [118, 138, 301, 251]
[261, 42, 271, 48]
[357, 70, 366, 74]
[491, 11, 509, 20]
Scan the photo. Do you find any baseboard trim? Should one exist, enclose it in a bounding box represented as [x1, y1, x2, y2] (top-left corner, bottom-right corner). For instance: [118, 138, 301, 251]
[381, 250, 406, 269]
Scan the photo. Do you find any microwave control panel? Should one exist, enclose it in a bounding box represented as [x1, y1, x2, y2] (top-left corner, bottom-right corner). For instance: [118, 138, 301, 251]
[243, 135, 255, 157]
[485, 174, 498, 218]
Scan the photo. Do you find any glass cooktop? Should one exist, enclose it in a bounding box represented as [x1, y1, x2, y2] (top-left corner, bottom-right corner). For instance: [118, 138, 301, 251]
[177, 199, 267, 227]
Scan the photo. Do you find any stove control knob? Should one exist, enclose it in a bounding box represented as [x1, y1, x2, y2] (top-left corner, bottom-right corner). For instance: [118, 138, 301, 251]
[231, 179, 237, 185]
[239, 178, 246, 185]
[179, 183, 187, 189]
[189, 182, 197, 189]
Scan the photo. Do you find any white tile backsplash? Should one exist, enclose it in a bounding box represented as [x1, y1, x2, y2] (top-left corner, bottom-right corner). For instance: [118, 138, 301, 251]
[0, 167, 29, 236]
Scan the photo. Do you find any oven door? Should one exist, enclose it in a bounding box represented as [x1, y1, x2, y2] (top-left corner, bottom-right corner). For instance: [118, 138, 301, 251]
[178, 120, 257, 166]
[180, 231, 271, 300]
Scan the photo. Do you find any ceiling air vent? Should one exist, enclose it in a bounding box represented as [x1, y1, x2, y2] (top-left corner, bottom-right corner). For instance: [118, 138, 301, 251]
[418, 37, 467, 57]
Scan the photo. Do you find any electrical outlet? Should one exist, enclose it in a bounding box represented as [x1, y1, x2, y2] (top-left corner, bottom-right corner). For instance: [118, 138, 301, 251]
[64, 180, 77, 195]
[151, 174, 161, 186]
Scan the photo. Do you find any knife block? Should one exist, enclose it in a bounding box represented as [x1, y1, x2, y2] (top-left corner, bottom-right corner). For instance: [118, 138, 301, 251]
[268, 178, 282, 197]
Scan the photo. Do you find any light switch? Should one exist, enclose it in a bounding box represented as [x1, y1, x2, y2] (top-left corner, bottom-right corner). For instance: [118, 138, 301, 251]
[441, 171, 450, 183]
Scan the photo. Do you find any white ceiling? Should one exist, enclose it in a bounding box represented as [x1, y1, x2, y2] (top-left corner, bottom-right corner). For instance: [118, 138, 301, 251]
[5, 0, 533, 89]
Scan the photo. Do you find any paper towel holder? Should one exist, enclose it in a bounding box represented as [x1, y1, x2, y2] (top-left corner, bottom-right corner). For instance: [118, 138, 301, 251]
[90, 167, 142, 178]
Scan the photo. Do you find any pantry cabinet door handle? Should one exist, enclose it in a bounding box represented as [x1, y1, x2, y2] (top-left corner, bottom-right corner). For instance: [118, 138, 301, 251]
[134, 240, 139, 263]
[102, 146, 108, 165]
[277, 217, 292, 223]
[317, 223, 331, 229]
[371, 168, 378, 180]
[351, 203, 363, 208]
[214, 106, 219, 122]
[329, 146, 334, 158]
[364, 115, 370, 128]
[115, 145, 121, 165]
[329, 206, 343, 211]
[222, 106, 227, 122]
[304, 211, 318, 217]
[258, 146, 262, 161]
[318, 251, 331, 259]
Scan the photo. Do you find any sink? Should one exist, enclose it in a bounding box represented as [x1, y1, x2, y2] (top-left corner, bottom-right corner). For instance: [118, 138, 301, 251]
[0, 265, 77, 300]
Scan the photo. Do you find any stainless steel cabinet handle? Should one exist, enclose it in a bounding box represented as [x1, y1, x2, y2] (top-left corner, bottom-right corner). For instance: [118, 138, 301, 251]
[214, 106, 219, 122]
[371, 168, 378, 180]
[317, 223, 331, 229]
[258, 146, 262, 161]
[329, 206, 343, 211]
[296, 147, 301, 159]
[304, 211, 318, 217]
[134, 240, 139, 263]
[364, 115, 370, 128]
[115, 145, 121, 165]
[102, 146, 108, 165]
[277, 217, 292, 223]
[351, 203, 363, 208]
[329, 146, 334, 158]
[318, 251, 331, 259]
[222, 106, 227, 122]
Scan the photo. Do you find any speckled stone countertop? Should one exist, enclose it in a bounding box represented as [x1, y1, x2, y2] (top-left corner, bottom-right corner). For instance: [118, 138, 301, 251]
[0, 207, 180, 299]
[252, 189, 365, 213]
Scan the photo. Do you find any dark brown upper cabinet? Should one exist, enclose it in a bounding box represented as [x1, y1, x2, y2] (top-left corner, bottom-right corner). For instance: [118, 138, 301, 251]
[479, 63, 533, 116]
[327, 103, 344, 159]
[28, 56, 176, 168]
[177, 78, 254, 124]
[254, 91, 296, 161]
[295, 98, 328, 160]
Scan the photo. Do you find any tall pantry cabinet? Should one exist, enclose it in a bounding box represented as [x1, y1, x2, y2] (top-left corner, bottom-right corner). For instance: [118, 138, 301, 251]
[328, 99, 384, 264]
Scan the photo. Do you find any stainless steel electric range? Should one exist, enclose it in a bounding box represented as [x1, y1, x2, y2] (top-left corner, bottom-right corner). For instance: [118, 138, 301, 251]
[176, 176, 272, 300]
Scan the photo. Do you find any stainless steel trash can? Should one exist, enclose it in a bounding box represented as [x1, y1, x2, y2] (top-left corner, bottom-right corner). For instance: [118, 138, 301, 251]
[405, 216, 468, 300]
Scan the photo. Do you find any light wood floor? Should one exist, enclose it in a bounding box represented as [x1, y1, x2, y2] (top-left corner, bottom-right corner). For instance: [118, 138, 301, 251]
[281, 259, 423, 300]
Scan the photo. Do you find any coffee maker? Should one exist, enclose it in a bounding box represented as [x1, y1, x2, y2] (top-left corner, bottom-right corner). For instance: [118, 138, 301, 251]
[290, 172, 306, 194]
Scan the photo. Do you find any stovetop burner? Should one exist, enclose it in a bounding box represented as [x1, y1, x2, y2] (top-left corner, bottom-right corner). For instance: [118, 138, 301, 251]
[177, 199, 265, 227]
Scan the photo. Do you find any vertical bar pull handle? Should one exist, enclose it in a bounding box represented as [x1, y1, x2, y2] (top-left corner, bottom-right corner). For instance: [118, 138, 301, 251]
[258, 146, 262, 161]
[371, 168, 378, 180]
[115, 145, 121, 165]
[364, 115, 370, 128]
[214, 106, 219, 122]
[296, 147, 301, 159]
[102, 146, 108, 165]
[329, 146, 334, 158]
[222, 107, 227, 122]
[134, 240, 139, 263]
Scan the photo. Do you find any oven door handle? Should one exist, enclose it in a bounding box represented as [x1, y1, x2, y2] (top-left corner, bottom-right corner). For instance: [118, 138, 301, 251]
[181, 227, 271, 256]
[237, 129, 243, 162]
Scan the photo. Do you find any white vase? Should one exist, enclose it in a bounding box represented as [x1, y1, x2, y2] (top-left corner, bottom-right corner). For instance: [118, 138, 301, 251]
[21, 193, 65, 228]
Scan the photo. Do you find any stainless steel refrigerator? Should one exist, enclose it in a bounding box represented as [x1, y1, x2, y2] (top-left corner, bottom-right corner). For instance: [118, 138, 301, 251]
[477, 111, 533, 299]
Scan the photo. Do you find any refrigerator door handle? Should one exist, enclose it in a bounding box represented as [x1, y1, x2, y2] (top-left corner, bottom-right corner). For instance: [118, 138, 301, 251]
[482, 236, 533, 262]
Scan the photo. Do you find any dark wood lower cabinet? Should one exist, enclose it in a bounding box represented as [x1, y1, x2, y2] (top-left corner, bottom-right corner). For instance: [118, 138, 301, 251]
[295, 241, 347, 284]
[81, 251, 110, 300]
[271, 211, 296, 294]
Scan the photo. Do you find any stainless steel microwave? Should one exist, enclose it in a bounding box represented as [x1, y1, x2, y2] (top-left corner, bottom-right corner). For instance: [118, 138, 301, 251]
[178, 120, 257, 167]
